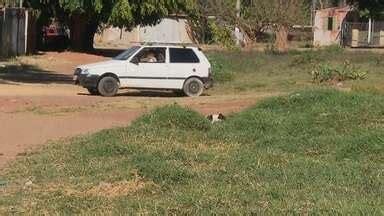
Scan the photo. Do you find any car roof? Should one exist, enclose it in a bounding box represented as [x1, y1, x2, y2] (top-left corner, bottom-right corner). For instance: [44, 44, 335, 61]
[139, 44, 199, 49]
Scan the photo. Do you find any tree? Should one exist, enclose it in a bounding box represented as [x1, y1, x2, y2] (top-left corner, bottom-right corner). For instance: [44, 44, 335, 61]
[201, 0, 274, 46]
[269, 0, 309, 52]
[202, 0, 308, 52]
[26, 0, 197, 51]
[347, 0, 384, 19]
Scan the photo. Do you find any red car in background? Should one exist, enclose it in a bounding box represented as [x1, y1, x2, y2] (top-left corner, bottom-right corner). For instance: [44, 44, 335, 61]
[42, 21, 70, 50]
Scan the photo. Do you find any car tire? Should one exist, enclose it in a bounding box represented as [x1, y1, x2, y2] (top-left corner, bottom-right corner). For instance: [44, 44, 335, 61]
[183, 77, 204, 97]
[87, 88, 99, 95]
[97, 76, 119, 97]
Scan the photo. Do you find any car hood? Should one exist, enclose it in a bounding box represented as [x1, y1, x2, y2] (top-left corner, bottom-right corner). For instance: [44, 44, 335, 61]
[78, 60, 124, 70]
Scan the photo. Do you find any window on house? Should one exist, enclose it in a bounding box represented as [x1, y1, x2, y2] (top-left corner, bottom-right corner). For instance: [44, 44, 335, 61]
[328, 17, 334, 31]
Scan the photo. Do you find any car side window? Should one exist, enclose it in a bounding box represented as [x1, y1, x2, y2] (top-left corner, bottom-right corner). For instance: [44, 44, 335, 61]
[134, 47, 166, 63]
[169, 48, 200, 63]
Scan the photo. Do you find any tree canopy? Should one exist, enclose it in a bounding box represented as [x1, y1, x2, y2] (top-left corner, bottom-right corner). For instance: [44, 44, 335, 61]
[347, 0, 384, 19]
[25, 0, 197, 50]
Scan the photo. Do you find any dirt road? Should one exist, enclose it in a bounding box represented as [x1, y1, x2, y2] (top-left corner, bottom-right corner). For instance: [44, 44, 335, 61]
[0, 51, 277, 168]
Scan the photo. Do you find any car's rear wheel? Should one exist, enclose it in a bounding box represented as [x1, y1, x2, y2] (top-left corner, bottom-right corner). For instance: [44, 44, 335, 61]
[87, 88, 99, 95]
[183, 77, 204, 97]
[97, 76, 119, 97]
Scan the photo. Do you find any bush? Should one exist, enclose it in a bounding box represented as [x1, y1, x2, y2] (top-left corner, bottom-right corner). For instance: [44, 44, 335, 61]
[311, 60, 368, 83]
[208, 56, 234, 82]
[131, 104, 211, 131]
[209, 22, 236, 50]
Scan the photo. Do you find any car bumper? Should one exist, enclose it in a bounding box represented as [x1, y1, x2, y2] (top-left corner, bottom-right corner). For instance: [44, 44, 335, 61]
[202, 77, 214, 89]
[74, 74, 100, 88]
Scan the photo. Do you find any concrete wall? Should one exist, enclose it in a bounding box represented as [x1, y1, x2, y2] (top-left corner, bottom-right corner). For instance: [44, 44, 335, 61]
[95, 17, 194, 47]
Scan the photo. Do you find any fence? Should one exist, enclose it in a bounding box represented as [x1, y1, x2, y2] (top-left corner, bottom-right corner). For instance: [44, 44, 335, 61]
[0, 8, 35, 57]
[342, 21, 384, 47]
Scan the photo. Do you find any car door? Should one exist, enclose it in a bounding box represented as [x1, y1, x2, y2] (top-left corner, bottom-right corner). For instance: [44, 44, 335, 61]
[124, 47, 169, 89]
[166, 48, 202, 89]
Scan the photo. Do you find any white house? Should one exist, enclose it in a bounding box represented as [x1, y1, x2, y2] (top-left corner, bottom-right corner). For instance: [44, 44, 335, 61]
[95, 16, 194, 47]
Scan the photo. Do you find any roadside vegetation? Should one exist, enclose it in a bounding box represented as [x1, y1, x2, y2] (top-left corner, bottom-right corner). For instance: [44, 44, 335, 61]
[207, 48, 384, 94]
[1, 89, 383, 214]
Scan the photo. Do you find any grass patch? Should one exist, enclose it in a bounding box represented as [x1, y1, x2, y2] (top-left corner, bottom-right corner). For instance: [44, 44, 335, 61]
[207, 49, 384, 94]
[1, 89, 383, 214]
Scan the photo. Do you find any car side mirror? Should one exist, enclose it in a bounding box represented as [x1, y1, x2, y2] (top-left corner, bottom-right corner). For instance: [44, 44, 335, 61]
[130, 57, 139, 65]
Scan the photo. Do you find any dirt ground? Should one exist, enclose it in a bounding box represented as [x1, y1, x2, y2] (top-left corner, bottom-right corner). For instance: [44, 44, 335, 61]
[0, 51, 277, 168]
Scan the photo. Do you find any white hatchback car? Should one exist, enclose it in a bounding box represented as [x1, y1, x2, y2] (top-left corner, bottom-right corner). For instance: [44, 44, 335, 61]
[74, 45, 213, 97]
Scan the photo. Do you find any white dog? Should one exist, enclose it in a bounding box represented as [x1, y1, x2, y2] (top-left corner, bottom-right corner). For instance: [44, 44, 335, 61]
[207, 114, 226, 123]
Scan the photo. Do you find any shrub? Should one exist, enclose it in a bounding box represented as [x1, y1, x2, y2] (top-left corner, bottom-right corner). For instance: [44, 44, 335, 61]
[131, 104, 211, 131]
[208, 56, 234, 82]
[209, 22, 236, 50]
[311, 60, 368, 83]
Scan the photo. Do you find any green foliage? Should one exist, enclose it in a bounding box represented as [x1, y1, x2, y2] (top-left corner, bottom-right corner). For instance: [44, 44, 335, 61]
[322, 44, 345, 54]
[57, 0, 197, 28]
[289, 51, 321, 66]
[209, 22, 236, 49]
[1, 90, 384, 214]
[205, 49, 384, 94]
[207, 56, 234, 82]
[132, 104, 211, 132]
[108, 0, 133, 28]
[264, 42, 281, 55]
[311, 60, 368, 83]
[347, 0, 384, 19]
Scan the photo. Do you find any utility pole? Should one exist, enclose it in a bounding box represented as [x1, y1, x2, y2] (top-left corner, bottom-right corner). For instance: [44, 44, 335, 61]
[311, 0, 316, 26]
[235, 0, 241, 46]
[236, 0, 241, 18]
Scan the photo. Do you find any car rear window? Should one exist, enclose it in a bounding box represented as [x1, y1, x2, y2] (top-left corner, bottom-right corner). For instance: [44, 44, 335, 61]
[169, 48, 200, 63]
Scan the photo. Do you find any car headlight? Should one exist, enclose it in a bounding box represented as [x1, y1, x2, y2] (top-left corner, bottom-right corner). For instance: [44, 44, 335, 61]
[74, 68, 82, 75]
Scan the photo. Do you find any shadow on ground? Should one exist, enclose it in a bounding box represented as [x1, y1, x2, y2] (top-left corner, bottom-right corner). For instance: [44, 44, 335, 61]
[0, 64, 73, 84]
[79, 90, 211, 98]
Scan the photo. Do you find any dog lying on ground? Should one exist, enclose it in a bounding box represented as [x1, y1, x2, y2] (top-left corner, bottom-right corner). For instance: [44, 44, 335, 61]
[207, 114, 226, 123]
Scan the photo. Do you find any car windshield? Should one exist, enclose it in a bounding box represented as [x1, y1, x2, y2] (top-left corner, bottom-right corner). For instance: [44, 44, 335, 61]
[113, 46, 141, 60]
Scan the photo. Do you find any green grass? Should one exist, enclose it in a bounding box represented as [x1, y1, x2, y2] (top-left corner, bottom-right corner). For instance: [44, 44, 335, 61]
[1, 89, 383, 214]
[207, 49, 384, 94]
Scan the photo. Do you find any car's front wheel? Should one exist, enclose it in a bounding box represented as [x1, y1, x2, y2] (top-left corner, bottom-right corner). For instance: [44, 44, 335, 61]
[97, 76, 119, 97]
[183, 77, 204, 97]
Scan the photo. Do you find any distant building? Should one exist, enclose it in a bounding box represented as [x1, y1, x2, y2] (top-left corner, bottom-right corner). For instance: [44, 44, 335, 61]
[95, 16, 194, 47]
[313, 6, 352, 47]
[314, 6, 384, 47]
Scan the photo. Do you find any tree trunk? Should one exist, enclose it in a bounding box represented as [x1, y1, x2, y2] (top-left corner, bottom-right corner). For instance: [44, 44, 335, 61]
[275, 25, 289, 53]
[70, 14, 98, 51]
